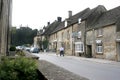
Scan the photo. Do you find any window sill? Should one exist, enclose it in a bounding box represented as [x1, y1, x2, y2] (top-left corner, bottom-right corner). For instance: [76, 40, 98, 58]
[75, 51, 84, 53]
[97, 35, 103, 38]
[96, 52, 103, 55]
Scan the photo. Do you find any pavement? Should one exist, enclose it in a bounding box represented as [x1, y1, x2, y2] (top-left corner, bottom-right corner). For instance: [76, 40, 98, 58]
[38, 60, 88, 80]
[38, 52, 120, 66]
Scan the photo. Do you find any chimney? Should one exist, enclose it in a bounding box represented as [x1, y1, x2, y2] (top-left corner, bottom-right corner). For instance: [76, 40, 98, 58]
[68, 11, 72, 18]
[47, 22, 50, 26]
[57, 17, 62, 22]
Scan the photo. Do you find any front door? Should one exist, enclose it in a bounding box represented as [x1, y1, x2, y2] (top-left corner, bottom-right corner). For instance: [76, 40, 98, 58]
[117, 42, 120, 61]
[87, 45, 92, 58]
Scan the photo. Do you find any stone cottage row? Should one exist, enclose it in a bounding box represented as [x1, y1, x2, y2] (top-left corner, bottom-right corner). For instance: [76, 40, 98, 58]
[35, 5, 120, 61]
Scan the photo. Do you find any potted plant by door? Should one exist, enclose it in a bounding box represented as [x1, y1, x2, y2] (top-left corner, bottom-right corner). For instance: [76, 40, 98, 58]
[9, 46, 16, 56]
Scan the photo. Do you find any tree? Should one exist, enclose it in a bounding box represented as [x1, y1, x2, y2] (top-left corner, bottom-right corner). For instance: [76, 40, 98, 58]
[11, 26, 38, 46]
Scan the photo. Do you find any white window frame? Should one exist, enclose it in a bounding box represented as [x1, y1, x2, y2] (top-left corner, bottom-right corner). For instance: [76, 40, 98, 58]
[43, 29, 45, 32]
[75, 42, 84, 53]
[78, 18, 81, 24]
[77, 31, 81, 38]
[65, 20, 67, 27]
[96, 44, 103, 54]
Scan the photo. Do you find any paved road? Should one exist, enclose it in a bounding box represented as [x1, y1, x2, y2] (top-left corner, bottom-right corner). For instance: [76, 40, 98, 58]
[32, 52, 120, 80]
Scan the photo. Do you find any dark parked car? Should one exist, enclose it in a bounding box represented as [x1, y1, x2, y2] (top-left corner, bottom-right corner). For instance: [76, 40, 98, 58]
[30, 47, 39, 53]
[25, 47, 31, 52]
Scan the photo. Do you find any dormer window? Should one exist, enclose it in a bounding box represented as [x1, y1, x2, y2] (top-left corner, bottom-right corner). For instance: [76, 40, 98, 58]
[78, 31, 81, 38]
[43, 29, 45, 32]
[65, 20, 67, 27]
[78, 18, 81, 24]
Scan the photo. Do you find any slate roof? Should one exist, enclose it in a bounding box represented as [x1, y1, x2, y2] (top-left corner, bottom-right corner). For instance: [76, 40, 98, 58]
[94, 6, 120, 29]
[116, 17, 120, 32]
[43, 5, 120, 35]
[42, 20, 61, 36]
[67, 8, 90, 26]
[86, 5, 120, 31]
[50, 21, 65, 34]
[50, 8, 90, 34]
[86, 5, 107, 29]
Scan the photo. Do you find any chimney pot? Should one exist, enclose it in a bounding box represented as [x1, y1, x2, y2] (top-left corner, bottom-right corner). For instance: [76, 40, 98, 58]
[57, 17, 62, 22]
[68, 11, 72, 18]
[47, 22, 50, 26]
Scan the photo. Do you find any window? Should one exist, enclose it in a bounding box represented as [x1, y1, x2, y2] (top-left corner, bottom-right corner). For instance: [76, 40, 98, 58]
[78, 18, 81, 24]
[65, 20, 67, 27]
[75, 42, 84, 53]
[96, 44, 103, 54]
[43, 29, 45, 32]
[77, 31, 81, 38]
[67, 30, 70, 39]
[72, 32, 78, 38]
[97, 28, 103, 37]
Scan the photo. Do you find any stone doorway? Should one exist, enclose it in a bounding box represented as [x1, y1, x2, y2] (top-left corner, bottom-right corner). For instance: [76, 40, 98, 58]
[116, 42, 120, 61]
[87, 45, 92, 58]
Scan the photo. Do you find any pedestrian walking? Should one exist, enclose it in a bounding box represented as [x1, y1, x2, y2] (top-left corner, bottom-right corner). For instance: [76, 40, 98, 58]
[59, 46, 64, 56]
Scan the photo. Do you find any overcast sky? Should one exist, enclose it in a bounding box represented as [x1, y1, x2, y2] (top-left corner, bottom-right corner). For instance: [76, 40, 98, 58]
[12, 0, 120, 30]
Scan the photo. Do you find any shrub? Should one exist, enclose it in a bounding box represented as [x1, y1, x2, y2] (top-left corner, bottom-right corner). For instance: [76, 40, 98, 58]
[9, 46, 16, 51]
[16, 50, 25, 56]
[0, 57, 39, 80]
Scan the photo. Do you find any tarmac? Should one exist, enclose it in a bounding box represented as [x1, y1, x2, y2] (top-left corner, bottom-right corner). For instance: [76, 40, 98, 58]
[39, 52, 120, 66]
[31, 52, 120, 80]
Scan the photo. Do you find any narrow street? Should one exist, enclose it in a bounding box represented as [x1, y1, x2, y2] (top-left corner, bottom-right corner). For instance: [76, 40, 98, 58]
[32, 52, 120, 80]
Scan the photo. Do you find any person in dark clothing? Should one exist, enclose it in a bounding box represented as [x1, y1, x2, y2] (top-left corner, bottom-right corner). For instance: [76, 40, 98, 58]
[59, 46, 64, 56]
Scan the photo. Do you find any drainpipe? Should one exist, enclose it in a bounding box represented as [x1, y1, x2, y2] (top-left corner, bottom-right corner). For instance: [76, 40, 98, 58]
[92, 29, 95, 57]
[72, 24, 75, 56]
[84, 21, 87, 57]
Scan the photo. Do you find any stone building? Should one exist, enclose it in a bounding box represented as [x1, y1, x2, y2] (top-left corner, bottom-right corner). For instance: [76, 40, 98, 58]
[34, 33, 41, 48]
[50, 21, 65, 53]
[41, 17, 61, 51]
[71, 8, 90, 56]
[0, 0, 12, 56]
[86, 5, 107, 58]
[39, 5, 120, 61]
[86, 5, 120, 61]
[50, 9, 90, 56]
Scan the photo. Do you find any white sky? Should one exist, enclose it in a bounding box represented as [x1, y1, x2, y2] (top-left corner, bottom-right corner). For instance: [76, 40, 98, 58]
[12, 0, 120, 30]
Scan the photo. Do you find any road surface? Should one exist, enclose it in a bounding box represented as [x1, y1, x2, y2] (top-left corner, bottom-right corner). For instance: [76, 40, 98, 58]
[32, 53, 120, 80]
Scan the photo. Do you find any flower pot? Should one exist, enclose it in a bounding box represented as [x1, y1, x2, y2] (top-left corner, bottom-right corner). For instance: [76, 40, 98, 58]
[9, 51, 16, 56]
